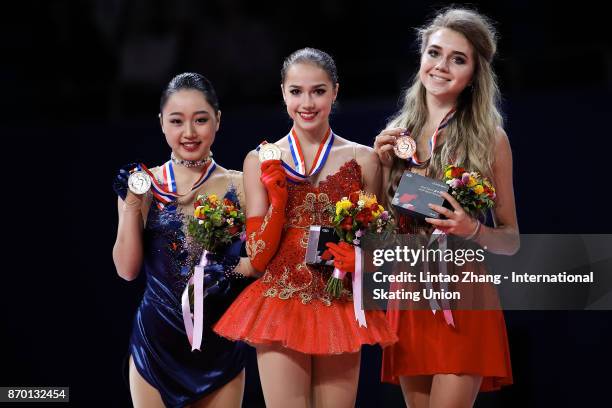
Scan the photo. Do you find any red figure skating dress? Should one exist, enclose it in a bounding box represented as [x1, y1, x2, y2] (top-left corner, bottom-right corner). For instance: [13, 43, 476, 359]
[215, 159, 397, 354]
[382, 212, 513, 391]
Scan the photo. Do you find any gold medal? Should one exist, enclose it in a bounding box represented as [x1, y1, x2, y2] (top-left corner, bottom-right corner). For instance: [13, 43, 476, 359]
[258, 143, 282, 162]
[394, 135, 417, 159]
[128, 171, 152, 195]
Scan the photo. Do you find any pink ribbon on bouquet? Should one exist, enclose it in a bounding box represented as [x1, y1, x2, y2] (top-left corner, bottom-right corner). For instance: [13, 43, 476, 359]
[181, 250, 209, 351]
[425, 229, 455, 327]
[332, 246, 367, 327]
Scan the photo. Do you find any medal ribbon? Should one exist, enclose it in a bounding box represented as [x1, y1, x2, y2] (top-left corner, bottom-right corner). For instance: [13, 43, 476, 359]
[138, 159, 217, 208]
[255, 128, 335, 184]
[163, 161, 177, 194]
[285, 128, 334, 183]
[409, 108, 456, 165]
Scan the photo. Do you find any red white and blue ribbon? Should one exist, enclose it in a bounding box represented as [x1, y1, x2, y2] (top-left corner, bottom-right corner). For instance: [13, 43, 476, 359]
[408, 108, 456, 166]
[286, 127, 334, 181]
[162, 161, 177, 194]
[137, 159, 217, 209]
[256, 128, 335, 184]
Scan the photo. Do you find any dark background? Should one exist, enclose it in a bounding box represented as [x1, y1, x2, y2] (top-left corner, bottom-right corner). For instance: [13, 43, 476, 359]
[2, 0, 611, 406]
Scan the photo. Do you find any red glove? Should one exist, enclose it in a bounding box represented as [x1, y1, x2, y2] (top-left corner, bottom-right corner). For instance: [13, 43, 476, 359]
[325, 242, 356, 273]
[259, 160, 288, 208]
[245, 160, 288, 273]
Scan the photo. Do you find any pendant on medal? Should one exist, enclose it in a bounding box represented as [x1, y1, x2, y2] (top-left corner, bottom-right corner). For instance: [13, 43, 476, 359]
[258, 143, 282, 162]
[128, 171, 152, 195]
[393, 135, 417, 159]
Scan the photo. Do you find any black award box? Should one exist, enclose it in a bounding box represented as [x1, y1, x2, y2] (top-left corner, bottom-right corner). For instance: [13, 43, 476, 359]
[305, 225, 339, 266]
[391, 171, 451, 219]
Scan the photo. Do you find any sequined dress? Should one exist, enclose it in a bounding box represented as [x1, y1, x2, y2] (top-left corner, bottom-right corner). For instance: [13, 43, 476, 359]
[214, 160, 397, 354]
[126, 180, 247, 407]
[381, 213, 513, 391]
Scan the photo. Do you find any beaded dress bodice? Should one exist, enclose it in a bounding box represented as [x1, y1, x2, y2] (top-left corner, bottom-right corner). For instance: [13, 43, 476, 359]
[260, 159, 362, 306]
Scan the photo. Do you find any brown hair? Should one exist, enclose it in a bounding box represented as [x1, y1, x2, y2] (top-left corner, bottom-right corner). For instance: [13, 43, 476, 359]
[385, 8, 502, 208]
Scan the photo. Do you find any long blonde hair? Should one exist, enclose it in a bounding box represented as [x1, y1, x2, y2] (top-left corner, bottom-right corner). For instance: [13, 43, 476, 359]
[386, 8, 502, 207]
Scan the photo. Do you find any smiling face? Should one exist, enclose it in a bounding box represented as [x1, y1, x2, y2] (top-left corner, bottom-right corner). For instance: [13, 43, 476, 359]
[281, 62, 338, 134]
[419, 28, 475, 103]
[160, 89, 220, 161]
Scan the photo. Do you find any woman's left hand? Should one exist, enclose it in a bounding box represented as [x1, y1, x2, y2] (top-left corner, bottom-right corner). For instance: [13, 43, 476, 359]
[203, 263, 230, 297]
[325, 241, 356, 273]
[425, 192, 479, 238]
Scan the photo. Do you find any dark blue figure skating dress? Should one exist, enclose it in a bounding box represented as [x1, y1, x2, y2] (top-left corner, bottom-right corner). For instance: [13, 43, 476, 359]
[116, 167, 248, 408]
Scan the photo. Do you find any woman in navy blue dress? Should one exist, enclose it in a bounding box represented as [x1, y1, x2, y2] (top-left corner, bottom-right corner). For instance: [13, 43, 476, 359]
[112, 73, 256, 407]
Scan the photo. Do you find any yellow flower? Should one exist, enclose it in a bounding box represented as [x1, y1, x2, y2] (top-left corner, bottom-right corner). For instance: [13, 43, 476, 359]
[194, 206, 206, 219]
[467, 176, 477, 187]
[445, 169, 453, 179]
[208, 194, 218, 203]
[336, 199, 353, 215]
[372, 205, 385, 218]
[473, 185, 484, 195]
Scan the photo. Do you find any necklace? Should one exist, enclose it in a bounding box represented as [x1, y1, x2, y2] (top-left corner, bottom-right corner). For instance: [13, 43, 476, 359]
[170, 151, 212, 168]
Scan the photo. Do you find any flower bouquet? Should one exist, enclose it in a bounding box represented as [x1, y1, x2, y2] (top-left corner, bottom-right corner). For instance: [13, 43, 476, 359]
[443, 165, 496, 214]
[187, 193, 245, 253]
[185, 192, 245, 303]
[182, 192, 245, 351]
[325, 191, 395, 298]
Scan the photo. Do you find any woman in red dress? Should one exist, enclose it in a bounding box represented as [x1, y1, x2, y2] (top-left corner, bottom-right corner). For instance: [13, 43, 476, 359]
[373, 8, 519, 407]
[215, 48, 396, 407]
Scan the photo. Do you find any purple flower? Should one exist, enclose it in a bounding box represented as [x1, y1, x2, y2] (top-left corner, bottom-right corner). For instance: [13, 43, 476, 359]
[451, 178, 463, 189]
[461, 173, 470, 184]
[381, 211, 389, 220]
[353, 239, 360, 245]
[355, 229, 364, 238]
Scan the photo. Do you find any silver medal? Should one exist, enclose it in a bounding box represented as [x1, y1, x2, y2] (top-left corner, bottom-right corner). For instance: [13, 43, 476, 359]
[128, 171, 152, 195]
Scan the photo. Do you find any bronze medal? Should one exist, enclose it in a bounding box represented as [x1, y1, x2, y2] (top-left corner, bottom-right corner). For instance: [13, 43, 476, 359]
[394, 135, 417, 159]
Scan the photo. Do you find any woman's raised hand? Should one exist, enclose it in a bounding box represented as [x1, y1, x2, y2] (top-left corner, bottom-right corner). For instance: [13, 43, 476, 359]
[373, 128, 405, 168]
[113, 163, 146, 210]
[259, 160, 288, 208]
